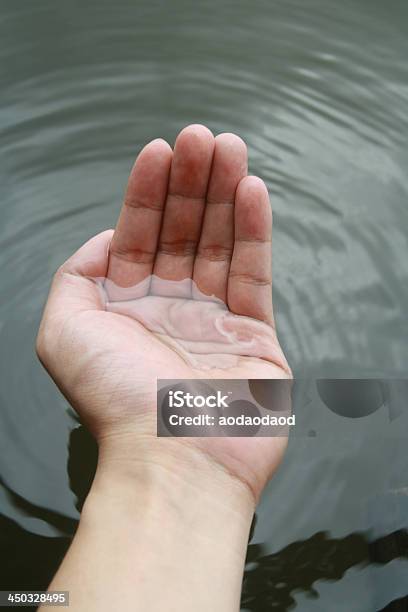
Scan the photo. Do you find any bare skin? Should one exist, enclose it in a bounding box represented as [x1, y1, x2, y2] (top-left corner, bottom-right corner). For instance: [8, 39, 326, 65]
[37, 124, 292, 611]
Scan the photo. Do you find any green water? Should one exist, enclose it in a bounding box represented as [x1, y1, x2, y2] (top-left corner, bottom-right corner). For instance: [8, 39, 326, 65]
[0, 0, 407, 609]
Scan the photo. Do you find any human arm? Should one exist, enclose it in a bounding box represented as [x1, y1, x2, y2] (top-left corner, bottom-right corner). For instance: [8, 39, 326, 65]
[37, 124, 291, 611]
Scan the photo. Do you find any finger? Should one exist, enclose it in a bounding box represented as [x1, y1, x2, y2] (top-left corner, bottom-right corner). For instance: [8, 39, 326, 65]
[152, 124, 215, 291]
[193, 133, 247, 302]
[228, 176, 274, 324]
[38, 230, 113, 356]
[108, 138, 173, 289]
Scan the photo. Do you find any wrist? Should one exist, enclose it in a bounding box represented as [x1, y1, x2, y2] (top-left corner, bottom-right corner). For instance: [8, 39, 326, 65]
[83, 433, 255, 554]
[78, 435, 254, 611]
[86, 433, 255, 522]
[53, 434, 253, 612]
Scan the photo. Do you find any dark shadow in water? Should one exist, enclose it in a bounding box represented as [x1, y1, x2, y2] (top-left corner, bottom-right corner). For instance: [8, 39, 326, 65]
[0, 422, 97, 537]
[67, 424, 98, 512]
[0, 512, 69, 607]
[379, 595, 408, 611]
[0, 425, 407, 611]
[0, 475, 77, 537]
[242, 530, 408, 611]
[0, 424, 95, 610]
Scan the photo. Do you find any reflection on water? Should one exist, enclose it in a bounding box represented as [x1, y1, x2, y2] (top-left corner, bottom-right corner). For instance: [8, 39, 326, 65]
[0, 0, 407, 609]
[243, 530, 408, 611]
[1, 425, 407, 611]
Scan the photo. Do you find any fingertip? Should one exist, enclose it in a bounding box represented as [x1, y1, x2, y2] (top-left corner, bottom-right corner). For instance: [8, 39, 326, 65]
[215, 132, 247, 155]
[127, 138, 173, 191]
[236, 175, 269, 198]
[137, 138, 173, 164]
[149, 137, 173, 151]
[236, 176, 271, 213]
[176, 124, 215, 148]
[235, 176, 272, 241]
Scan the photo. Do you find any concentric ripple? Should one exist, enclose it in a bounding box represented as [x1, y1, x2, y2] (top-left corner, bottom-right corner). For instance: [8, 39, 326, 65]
[0, 0, 407, 607]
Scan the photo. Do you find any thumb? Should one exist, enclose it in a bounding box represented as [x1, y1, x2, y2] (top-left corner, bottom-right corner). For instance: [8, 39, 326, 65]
[37, 230, 113, 354]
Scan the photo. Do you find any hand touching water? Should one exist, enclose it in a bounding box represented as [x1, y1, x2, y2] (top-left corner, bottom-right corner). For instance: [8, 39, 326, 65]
[37, 124, 291, 503]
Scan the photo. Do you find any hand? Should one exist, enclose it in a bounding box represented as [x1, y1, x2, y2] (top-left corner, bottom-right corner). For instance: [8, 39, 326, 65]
[37, 124, 291, 504]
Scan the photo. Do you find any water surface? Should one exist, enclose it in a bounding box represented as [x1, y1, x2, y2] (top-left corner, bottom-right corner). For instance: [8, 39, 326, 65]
[1, 0, 407, 609]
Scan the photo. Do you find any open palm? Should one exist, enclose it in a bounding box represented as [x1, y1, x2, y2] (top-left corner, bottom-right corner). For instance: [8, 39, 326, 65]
[37, 125, 291, 500]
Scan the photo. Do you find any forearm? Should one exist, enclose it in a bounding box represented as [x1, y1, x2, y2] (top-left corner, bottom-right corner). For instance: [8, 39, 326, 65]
[43, 437, 255, 612]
